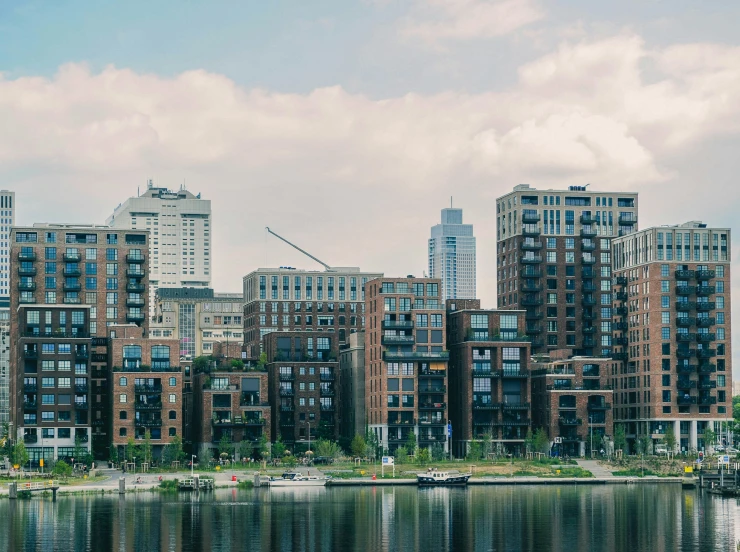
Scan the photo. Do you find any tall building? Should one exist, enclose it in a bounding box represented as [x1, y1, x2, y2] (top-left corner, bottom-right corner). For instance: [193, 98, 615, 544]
[0, 190, 16, 301]
[106, 181, 212, 317]
[242, 267, 382, 359]
[429, 207, 476, 300]
[9, 224, 150, 458]
[496, 184, 638, 356]
[365, 277, 449, 453]
[611, 221, 732, 452]
[339, 331, 366, 445]
[446, 299, 531, 457]
[0, 312, 9, 435]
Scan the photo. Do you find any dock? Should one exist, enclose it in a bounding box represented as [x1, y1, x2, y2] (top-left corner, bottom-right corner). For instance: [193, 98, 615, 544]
[9, 480, 61, 500]
[178, 477, 215, 491]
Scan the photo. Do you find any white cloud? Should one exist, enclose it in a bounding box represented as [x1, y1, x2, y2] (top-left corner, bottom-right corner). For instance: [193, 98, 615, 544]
[400, 0, 545, 44]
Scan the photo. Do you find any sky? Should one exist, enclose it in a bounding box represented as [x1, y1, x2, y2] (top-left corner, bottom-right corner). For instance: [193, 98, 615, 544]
[2, 0, 740, 372]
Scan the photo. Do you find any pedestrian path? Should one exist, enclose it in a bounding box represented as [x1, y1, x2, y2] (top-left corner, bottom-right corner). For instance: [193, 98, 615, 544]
[577, 459, 615, 478]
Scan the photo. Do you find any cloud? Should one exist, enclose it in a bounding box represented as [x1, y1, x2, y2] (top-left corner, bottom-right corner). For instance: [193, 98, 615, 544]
[399, 0, 545, 44]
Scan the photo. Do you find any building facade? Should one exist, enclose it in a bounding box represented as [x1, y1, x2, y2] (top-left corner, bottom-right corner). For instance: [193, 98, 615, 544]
[530, 351, 615, 457]
[106, 181, 211, 316]
[611, 221, 732, 452]
[496, 185, 638, 355]
[339, 331, 365, 445]
[242, 267, 381, 360]
[265, 331, 339, 449]
[9, 224, 150, 457]
[365, 277, 449, 454]
[108, 325, 183, 461]
[0, 312, 9, 436]
[429, 207, 476, 300]
[0, 190, 16, 301]
[446, 299, 531, 457]
[152, 287, 244, 360]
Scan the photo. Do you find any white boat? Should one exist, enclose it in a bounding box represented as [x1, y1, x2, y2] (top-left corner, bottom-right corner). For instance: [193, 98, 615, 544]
[417, 470, 471, 486]
[268, 472, 328, 487]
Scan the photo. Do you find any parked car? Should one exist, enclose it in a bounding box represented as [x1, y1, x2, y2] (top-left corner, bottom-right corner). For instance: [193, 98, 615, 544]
[714, 444, 725, 452]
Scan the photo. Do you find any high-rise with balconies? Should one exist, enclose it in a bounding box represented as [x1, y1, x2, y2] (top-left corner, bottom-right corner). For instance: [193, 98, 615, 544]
[611, 221, 732, 453]
[9, 224, 149, 459]
[429, 207, 476, 300]
[106, 180, 211, 318]
[365, 277, 449, 454]
[496, 185, 638, 356]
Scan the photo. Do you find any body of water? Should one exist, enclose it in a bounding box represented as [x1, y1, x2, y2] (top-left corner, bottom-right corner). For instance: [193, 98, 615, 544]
[1, 484, 738, 551]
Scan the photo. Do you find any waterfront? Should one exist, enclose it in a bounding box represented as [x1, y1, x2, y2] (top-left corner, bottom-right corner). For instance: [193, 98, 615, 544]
[0, 485, 737, 552]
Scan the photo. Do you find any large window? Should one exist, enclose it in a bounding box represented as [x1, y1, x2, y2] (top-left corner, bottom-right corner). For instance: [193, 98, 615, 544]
[151, 345, 170, 369]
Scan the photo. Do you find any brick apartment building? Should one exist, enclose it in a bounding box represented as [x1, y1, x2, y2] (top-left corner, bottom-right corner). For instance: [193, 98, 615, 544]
[264, 331, 339, 450]
[192, 370, 270, 459]
[365, 277, 449, 453]
[611, 222, 732, 452]
[496, 185, 638, 356]
[108, 324, 183, 461]
[10, 224, 149, 459]
[531, 351, 615, 456]
[446, 299, 531, 457]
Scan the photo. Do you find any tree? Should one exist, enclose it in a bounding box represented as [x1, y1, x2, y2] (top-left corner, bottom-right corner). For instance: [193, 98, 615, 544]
[365, 430, 379, 460]
[73, 436, 86, 463]
[664, 425, 677, 453]
[193, 356, 212, 374]
[125, 437, 139, 463]
[53, 460, 72, 479]
[703, 426, 717, 453]
[109, 444, 119, 465]
[257, 433, 271, 460]
[524, 428, 535, 454]
[637, 434, 652, 456]
[467, 440, 482, 461]
[431, 443, 445, 462]
[142, 430, 153, 465]
[481, 431, 493, 460]
[534, 429, 550, 454]
[238, 439, 253, 463]
[272, 435, 286, 459]
[416, 447, 431, 465]
[230, 359, 245, 371]
[162, 436, 185, 465]
[12, 441, 29, 469]
[405, 431, 417, 457]
[395, 445, 408, 465]
[218, 433, 233, 460]
[614, 424, 626, 453]
[315, 439, 342, 459]
[351, 434, 366, 458]
[257, 352, 268, 371]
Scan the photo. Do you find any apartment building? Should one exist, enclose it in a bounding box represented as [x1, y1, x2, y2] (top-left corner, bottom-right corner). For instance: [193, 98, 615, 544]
[192, 370, 270, 457]
[242, 267, 381, 359]
[429, 207, 476, 300]
[108, 325, 183, 461]
[496, 185, 638, 355]
[530, 351, 615, 457]
[365, 277, 449, 453]
[0, 312, 9, 436]
[611, 221, 732, 452]
[106, 181, 211, 316]
[152, 287, 244, 359]
[339, 331, 365, 445]
[14, 305, 92, 466]
[9, 224, 150, 457]
[446, 299, 531, 457]
[265, 331, 339, 449]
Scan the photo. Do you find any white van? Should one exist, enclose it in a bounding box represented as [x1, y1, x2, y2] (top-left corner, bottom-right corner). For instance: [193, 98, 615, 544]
[655, 444, 668, 455]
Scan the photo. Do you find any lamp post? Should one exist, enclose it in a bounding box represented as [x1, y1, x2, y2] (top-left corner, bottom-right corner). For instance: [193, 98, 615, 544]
[191, 454, 196, 478]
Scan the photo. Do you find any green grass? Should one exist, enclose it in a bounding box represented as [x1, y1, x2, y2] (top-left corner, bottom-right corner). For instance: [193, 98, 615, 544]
[158, 479, 179, 491]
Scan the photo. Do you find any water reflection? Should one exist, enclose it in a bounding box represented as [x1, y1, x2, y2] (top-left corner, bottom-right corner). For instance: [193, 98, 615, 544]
[0, 485, 736, 552]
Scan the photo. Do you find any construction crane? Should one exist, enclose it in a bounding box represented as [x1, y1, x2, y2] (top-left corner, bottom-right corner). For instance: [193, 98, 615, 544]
[265, 227, 333, 271]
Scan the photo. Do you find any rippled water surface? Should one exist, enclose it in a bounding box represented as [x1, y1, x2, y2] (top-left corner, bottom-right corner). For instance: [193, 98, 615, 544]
[1, 484, 738, 551]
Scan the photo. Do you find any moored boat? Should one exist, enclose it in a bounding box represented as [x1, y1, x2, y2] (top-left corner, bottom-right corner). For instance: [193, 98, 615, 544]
[269, 472, 328, 487]
[417, 470, 471, 486]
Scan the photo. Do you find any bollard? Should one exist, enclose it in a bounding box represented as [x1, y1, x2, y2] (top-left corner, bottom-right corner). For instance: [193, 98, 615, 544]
[119, 477, 126, 495]
[194, 474, 200, 492]
[254, 472, 261, 488]
[9, 482, 16, 499]
[232, 475, 237, 482]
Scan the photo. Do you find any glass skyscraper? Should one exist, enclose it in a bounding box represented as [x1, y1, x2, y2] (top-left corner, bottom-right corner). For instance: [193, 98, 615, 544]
[428, 207, 476, 300]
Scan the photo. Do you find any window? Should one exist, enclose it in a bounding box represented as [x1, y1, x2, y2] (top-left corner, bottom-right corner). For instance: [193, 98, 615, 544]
[119, 377, 127, 386]
[119, 411, 127, 420]
[169, 377, 176, 386]
[42, 377, 54, 388]
[169, 394, 176, 404]
[661, 281, 670, 292]
[661, 328, 670, 340]
[58, 377, 70, 388]
[119, 428, 127, 437]
[119, 394, 127, 403]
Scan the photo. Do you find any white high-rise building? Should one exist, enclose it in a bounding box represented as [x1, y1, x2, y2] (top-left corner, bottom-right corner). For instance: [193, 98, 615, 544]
[428, 207, 476, 300]
[0, 191, 15, 302]
[106, 180, 212, 317]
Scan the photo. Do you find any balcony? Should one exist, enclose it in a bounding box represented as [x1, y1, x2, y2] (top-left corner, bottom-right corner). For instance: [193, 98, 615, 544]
[677, 395, 697, 406]
[279, 373, 295, 381]
[522, 269, 542, 278]
[63, 252, 80, 262]
[500, 369, 528, 379]
[696, 286, 716, 296]
[520, 296, 543, 307]
[522, 212, 541, 224]
[382, 320, 414, 329]
[320, 404, 335, 412]
[675, 302, 695, 311]
[420, 369, 446, 377]
[75, 384, 89, 393]
[127, 282, 146, 293]
[18, 282, 36, 291]
[521, 241, 543, 251]
[24, 349, 38, 359]
[472, 402, 498, 410]
[383, 351, 449, 361]
[580, 228, 597, 238]
[521, 282, 541, 293]
[582, 297, 596, 307]
[126, 297, 145, 308]
[613, 322, 628, 331]
[18, 266, 37, 276]
[18, 251, 37, 261]
[675, 286, 695, 296]
[381, 335, 415, 345]
[581, 242, 596, 252]
[63, 267, 81, 277]
[388, 418, 416, 426]
[698, 363, 716, 374]
[559, 418, 582, 426]
[23, 400, 37, 409]
[697, 380, 717, 390]
[280, 388, 294, 396]
[616, 276, 628, 286]
[320, 387, 335, 397]
[676, 317, 695, 327]
[612, 337, 628, 346]
[696, 333, 716, 342]
[611, 291, 627, 302]
[419, 385, 446, 394]
[502, 402, 530, 410]
[135, 384, 162, 393]
[698, 395, 717, 406]
[74, 402, 89, 410]
[582, 312, 595, 321]
[127, 312, 145, 323]
[696, 349, 716, 358]
[676, 349, 695, 359]
[522, 226, 541, 237]
[419, 402, 446, 410]
[579, 213, 596, 225]
[696, 302, 716, 311]
[676, 334, 695, 343]
[135, 419, 163, 427]
[126, 254, 145, 264]
[280, 405, 295, 412]
[63, 282, 81, 291]
[320, 373, 336, 381]
[525, 310, 543, 320]
[676, 379, 696, 390]
[582, 326, 596, 335]
[611, 352, 629, 361]
[581, 256, 596, 265]
[581, 269, 595, 279]
[135, 402, 163, 410]
[126, 269, 145, 279]
[23, 383, 37, 393]
[521, 255, 542, 264]
[615, 307, 628, 316]
[675, 270, 695, 279]
[618, 214, 637, 225]
[587, 402, 611, 411]
[696, 270, 715, 280]
[677, 364, 696, 374]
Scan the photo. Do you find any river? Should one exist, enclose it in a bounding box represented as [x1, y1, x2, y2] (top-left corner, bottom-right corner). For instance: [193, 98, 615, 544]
[0, 484, 737, 551]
